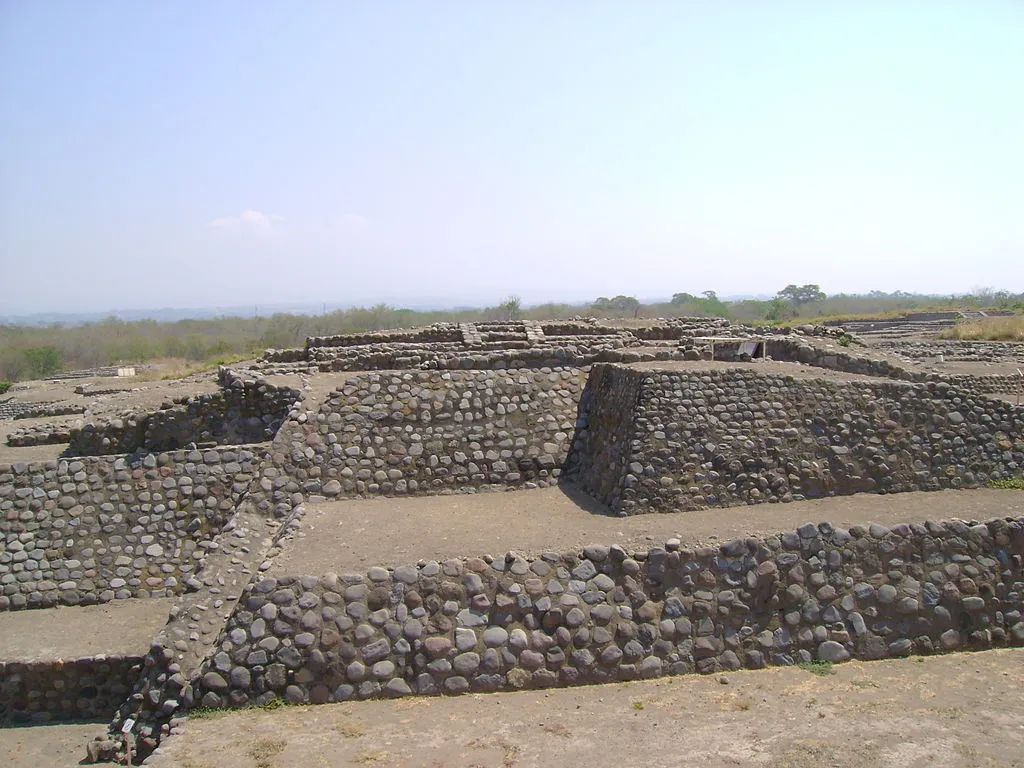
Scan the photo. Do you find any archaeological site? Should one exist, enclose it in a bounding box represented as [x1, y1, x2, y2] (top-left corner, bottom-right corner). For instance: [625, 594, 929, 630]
[1, 315, 1022, 764]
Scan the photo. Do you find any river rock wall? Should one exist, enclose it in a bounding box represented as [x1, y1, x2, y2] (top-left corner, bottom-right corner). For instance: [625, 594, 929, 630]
[190, 514, 1024, 709]
[0, 447, 266, 611]
[568, 364, 1024, 514]
[248, 368, 587, 516]
[67, 369, 299, 457]
[0, 653, 142, 724]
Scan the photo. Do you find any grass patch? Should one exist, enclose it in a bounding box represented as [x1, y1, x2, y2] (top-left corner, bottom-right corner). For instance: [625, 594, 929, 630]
[542, 722, 571, 737]
[798, 660, 835, 676]
[186, 706, 230, 721]
[336, 719, 366, 738]
[850, 680, 879, 689]
[631, 700, 645, 710]
[991, 476, 1024, 490]
[248, 738, 286, 768]
[133, 353, 254, 382]
[355, 749, 391, 765]
[939, 315, 1024, 341]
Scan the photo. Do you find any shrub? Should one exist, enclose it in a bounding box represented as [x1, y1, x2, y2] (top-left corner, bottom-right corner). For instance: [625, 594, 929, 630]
[22, 346, 64, 378]
[0, 381, 10, 395]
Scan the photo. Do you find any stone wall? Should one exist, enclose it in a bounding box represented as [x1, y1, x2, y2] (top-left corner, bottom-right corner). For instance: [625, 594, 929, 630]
[568, 364, 1024, 514]
[6, 420, 78, 447]
[249, 368, 587, 516]
[191, 514, 1024, 709]
[67, 368, 298, 457]
[0, 654, 142, 724]
[0, 401, 84, 421]
[878, 340, 1024, 364]
[308, 326, 465, 349]
[0, 446, 266, 610]
[768, 338, 1023, 396]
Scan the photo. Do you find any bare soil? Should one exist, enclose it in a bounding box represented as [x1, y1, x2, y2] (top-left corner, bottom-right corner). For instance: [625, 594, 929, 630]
[0, 598, 174, 660]
[143, 648, 1024, 768]
[0, 721, 108, 768]
[270, 486, 1024, 575]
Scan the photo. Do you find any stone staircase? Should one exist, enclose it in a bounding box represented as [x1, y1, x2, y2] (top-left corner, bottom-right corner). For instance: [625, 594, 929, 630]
[96, 503, 305, 763]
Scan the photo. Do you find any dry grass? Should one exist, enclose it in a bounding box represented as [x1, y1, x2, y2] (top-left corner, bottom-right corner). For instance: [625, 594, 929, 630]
[354, 749, 391, 764]
[248, 738, 286, 768]
[133, 354, 253, 382]
[335, 719, 366, 738]
[939, 315, 1024, 341]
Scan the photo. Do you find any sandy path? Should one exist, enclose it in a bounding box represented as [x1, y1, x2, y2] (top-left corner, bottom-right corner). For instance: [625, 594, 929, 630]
[270, 485, 1024, 575]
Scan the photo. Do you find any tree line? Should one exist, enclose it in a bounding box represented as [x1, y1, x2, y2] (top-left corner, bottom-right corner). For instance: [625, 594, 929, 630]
[1, 287, 1020, 382]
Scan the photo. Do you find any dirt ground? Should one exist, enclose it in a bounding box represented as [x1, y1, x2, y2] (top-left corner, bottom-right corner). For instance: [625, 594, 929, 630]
[138, 649, 1024, 768]
[271, 486, 1024, 575]
[0, 598, 174, 660]
[0, 720, 108, 768]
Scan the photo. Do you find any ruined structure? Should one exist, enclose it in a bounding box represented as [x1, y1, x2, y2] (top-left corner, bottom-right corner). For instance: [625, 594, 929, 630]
[0, 317, 1021, 763]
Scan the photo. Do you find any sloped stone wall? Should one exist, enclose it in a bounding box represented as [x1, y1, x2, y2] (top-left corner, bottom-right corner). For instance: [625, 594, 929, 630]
[191, 515, 1024, 709]
[249, 368, 587, 516]
[568, 364, 1024, 514]
[0, 447, 266, 610]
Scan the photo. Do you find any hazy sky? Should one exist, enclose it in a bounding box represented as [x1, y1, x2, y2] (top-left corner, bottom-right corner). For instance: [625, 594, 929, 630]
[2, 1, 1022, 314]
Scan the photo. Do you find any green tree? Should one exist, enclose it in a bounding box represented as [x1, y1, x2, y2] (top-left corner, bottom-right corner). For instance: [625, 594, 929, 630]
[593, 295, 641, 317]
[499, 295, 522, 321]
[670, 292, 698, 306]
[22, 346, 64, 377]
[764, 296, 791, 322]
[777, 284, 826, 313]
[695, 291, 731, 318]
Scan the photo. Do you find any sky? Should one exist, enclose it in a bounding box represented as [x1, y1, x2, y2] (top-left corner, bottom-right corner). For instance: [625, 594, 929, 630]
[1, 1, 1022, 315]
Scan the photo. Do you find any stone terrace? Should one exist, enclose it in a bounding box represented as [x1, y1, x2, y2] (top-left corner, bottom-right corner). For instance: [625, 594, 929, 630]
[0, 317, 1022, 764]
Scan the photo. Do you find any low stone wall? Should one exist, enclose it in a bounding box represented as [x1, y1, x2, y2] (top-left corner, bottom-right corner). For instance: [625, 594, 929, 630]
[0, 446, 266, 610]
[0, 654, 142, 724]
[878, 340, 1024, 364]
[248, 368, 587, 516]
[67, 369, 299, 456]
[769, 338, 1022, 396]
[0, 401, 84, 421]
[568, 364, 1024, 514]
[308, 327, 464, 349]
[191, 514, 1024, 709]
[6, 421, 77, 447]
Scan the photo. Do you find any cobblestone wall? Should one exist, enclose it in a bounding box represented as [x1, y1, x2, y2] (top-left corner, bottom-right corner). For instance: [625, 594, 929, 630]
[249, 368, 587, 516]
[569, 364, 1024, 514]
[0, 653, 142, 724]
[0, 447, 266, 610]
[191, 514, 1024, 708]
[67, 369, 299, 456]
